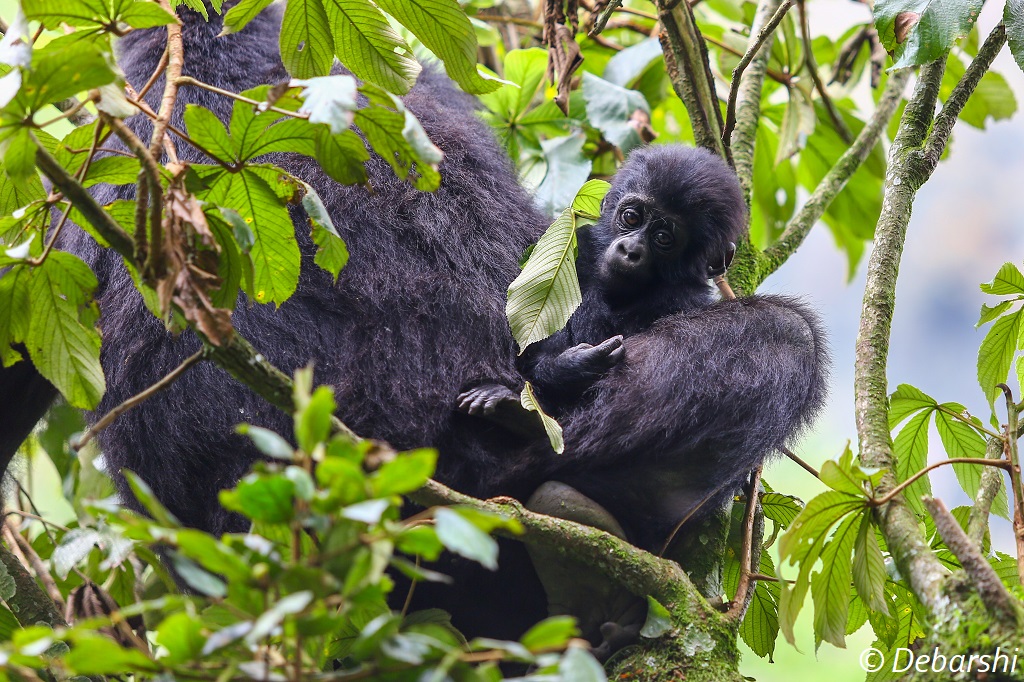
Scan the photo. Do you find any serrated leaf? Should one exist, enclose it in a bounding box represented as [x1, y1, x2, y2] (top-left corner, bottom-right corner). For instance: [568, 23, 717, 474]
[892, 409, 932, 516]
[315, 128, 369, 185]
[977, 309, 1021, 409]
[375, 0, 501, 95]
[371, 449, 436, 497]
[761, 492, 803, 529]
[810, 510, 861, 648]
[571, 179, 611, 220]
[223, 0, 275, 34]
[322, 0, 421, 94]
[0, 265, 29, 366]
[279, 0, 335, 79]
[520, 381, 564, 454]
[434, 507, 498, 570]
[184, 104, 237, 163]
[935, 406, 1009, 519]
[740, 551, 780, 660]
[1007, 0, 1024, 74]
[507, 208, 581, 351]
[887, 383, 937, 429]
[978, 300, 1014, 327]
[853, 514, 889, 615]
[354, 103, 441, 191]
[981, 262, 1024, 295]
[17, 42, 116, 113]
[205, 169, 300, 306]
[26, 251, 105, 409]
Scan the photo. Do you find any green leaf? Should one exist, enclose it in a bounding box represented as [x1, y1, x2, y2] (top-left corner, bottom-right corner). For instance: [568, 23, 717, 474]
[478, 48, 548, 122]
[874, 0, 985, 69]
[371, 449, 437, 497]
[2, 128, 38, 192]
[295, 385, 336, 452]
[934, 406, 1009, 519]
[581, 72, 650, 153]
[205, 169, 300, 306]
[246, 591, 313, 644]
[1006, 0, 1024, 74]
[155, 613, 207, 665]
[354, 101, 441, 191]
[852, 514, 889, 615]
[887, 383, 937, 429]
[557, 645, 605, 681]
[63, 634, 158, 675]
[220, 472, 296, 523]
[892, 409, 932, 516]
[80, 156, 143, 187]
[375, 0, 501, 95]
[520, 616, 578, 650]
[118, 1, 177, 28]
[740, 551, 780, 660]
[315, 128, 369, 185]
[571, 179, 611, 220]
[16, 42, 116, 113]
[237, 423, 295, 460]
[506, 208, 581, 351]
[123, 470, 181, 527]
[980, 262, 1024, 295]
[434, 507, 498, 570]
[520, 381, 564, 454]
[0, 265, 29, 366]
[295, 75, 359, 133]
[761, 492, 803, 529]
[978, 300, 1013, 327]
[223, 0, 275, 34]
[184, 104, 237, 163]
[640, 596, 673, 638]
[820, 459, 869, 497]
[301, 182, 349, 280]
[810, 510, 861, 648]
[977, 309, 1021, 410]
[26, 251, 105, 409]
[321, 0, 421, 94]
[533, 134, 593, 218]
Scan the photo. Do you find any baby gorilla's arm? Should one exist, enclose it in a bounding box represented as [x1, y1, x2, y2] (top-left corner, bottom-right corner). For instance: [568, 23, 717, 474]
[455, 384, 548, 440]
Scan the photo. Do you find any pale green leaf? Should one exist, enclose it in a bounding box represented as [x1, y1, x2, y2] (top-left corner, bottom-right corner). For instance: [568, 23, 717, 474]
[520, 381, 564, 454]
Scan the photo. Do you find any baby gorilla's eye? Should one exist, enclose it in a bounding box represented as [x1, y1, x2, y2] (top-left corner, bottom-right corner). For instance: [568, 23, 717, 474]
[653, 230, 673, 247]
[622, 208, 641, 226]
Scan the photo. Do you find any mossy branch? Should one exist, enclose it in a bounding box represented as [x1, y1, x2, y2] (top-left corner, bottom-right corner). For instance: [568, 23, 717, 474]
[655, 0, 727, 160]
[967, 437, 1009, 545]
[854, 57, 949, 613]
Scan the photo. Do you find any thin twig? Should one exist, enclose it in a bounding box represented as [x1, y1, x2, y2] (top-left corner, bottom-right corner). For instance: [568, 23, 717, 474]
[74, 350, 206, 451]
[870, 457, 1010, 508]
[722, 0, 794, 152]
[998, 384, 1024, 585]
[138, 44, 171, 100]
[176, 76, 310, 120]
[796, 0, 852, 143]
[703, 35, 792, 85]
[781, 446, 819, 478]
[726, 467, 762, 620]
[924, 496, 1019, 624]
[1, 521, 65, 613]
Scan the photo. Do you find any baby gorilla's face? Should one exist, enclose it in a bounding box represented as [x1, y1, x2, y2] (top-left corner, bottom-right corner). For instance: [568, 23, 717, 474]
[598, 193, 688, 294]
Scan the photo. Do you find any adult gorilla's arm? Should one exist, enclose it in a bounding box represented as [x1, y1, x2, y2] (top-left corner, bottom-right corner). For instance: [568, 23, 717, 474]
[0, 358, 57, 474]
[545, 295, 827, 549]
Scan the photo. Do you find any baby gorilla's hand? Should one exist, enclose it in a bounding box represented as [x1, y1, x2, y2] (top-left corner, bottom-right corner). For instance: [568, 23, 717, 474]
[559, 335, 625, 379]
[456, 384, 521, 416]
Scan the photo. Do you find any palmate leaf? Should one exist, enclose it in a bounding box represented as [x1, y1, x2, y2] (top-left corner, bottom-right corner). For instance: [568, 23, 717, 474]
[374, 0, 502, 95]
[977, 308, 1021, 410]
[887, 383, 937, 428]
[26, 0, 175, 30]
[507, 209, 580, 352]
[279, 0, 334, 79]
[874, 0, 985, 69]
[520, 381, 564, 454]
[222, 0, 275, 34]
[853, 514, 889, 615]
[892, 409, 932, 516]
[354, 102, 441, 191]
[980, 262, 1024, 295]
[25, 252, 105, 410]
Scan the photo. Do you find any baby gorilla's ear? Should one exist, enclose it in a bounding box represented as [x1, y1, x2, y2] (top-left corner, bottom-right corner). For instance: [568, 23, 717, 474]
[600, 194, 610, 215]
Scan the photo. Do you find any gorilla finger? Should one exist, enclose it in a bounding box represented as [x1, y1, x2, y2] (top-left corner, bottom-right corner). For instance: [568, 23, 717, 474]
[608, 347, 625, 364]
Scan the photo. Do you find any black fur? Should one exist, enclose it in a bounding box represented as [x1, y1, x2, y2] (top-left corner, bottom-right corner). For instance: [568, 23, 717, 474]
[0, 3, 828, 642]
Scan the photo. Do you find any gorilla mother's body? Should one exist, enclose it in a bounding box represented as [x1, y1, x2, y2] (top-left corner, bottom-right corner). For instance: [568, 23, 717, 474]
[0, 4, 826, 642]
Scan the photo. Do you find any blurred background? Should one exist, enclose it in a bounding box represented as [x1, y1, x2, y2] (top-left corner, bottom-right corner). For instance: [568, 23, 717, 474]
[750, 1, 1024, 679]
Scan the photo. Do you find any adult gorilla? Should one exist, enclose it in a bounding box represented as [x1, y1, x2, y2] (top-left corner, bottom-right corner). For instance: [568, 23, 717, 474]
[0, 4, 826, 643]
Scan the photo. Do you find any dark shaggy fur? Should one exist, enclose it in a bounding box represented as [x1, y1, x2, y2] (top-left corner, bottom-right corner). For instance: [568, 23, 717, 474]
[0, 3, 828, 641]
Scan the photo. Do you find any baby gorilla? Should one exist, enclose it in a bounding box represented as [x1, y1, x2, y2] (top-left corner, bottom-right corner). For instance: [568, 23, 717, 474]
[458, 144, 747, 429]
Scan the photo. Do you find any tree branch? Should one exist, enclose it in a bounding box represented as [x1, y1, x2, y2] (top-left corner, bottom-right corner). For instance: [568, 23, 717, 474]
[722, 0, 793, 154]
[967, 437, 1007, 545]
[758, 68, 911, 285]
[34, 145, 135, 260]
[924, 496, 1019, 625]
[656, 0, 727, 159]
[726, 467, 762, 620]
[729, 0, 783, 201]
[854, 58, 948, 614]
[0, 542, 66, 629]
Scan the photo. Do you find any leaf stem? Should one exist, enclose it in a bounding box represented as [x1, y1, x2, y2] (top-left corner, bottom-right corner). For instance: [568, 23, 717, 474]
[176, 76, 310, 120]
[870, 457, 1009, 508]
